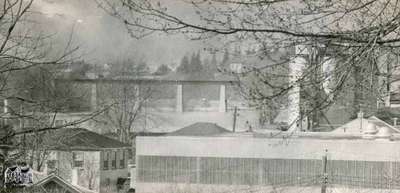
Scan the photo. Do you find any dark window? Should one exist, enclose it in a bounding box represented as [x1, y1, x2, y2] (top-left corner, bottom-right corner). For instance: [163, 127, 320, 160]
[111, 151, 117, 169]
[119, 151, 125, 169]
[103, 152, 109, 170]
[72, 152, 84, 168]
[47, 160, 57, 170]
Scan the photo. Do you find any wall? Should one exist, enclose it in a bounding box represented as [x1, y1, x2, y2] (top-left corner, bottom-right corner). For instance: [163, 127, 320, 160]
[135, 135, 400, 193]
[99, 149, 130, 193]
[136, 183, 400, 193]
[41, 151, 101, 192]
[136, 136, 400, 161]
[78, 151, 101, 192]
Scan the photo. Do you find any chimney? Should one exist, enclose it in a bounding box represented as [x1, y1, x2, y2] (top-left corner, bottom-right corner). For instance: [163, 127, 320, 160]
[394, 118, 398, 126]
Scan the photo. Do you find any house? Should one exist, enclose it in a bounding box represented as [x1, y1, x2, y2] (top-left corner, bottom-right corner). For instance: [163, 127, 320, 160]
[33, 128, 130, 193]
[32, 174, 96, 193]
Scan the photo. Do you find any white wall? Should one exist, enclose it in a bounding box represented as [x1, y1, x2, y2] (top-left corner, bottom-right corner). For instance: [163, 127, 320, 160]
[135, 135, 400, 193]
[99, 149, 130, 193]
[137, 136, 400, 162]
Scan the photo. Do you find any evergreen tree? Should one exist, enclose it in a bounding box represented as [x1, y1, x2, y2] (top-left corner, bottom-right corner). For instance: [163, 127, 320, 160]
[154, 64, 172, 75]
[189, 52, 197, 72]
[203, 58, 210, 72]
[193, 51, 203, 72]
[221, 48, 230, 66]
[176, 55, 189, 73]
[211, 53, 218, 66]
[178, 52, 203, 74]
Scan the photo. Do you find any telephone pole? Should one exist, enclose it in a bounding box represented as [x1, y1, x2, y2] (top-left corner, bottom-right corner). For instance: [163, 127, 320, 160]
[232, 106, 238, 132]
[321, 149, 328, 193]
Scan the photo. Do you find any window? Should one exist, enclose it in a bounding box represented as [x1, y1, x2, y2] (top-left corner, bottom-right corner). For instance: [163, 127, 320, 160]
[47, 160, 57, 171]
[119, 151, 125, 169]
[111, 151, 117, 169]
[72, 152, 84, 168]
[103, 152, 109, 170]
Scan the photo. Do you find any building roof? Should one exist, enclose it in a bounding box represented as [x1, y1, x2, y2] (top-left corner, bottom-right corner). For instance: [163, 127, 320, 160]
[50, 128, 130, 151]
[34, 174, 96, 193]
[104, 131, 167, 139]
[331, 116, 400, 134]
[167, 122, 231, 136]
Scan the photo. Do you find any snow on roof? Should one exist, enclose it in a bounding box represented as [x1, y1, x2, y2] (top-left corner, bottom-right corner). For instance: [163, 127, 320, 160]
[167, 122, 231, 136]
[332, 116, 400, 134]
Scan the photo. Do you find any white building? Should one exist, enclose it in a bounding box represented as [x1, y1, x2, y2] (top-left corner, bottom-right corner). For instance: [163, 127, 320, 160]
[135, 128, 400, 193]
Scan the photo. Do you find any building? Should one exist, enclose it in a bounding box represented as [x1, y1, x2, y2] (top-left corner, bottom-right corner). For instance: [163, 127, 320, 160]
[332, 115, 400, 134]
[32, 128, 130, 193]
[32, 174, 96, 193]
[135, 124, 400, 193]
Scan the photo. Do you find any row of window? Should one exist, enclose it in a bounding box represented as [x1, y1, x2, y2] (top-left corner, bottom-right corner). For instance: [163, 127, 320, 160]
[137, 156, 400, 189]
[103, 150, 126, 170]
[70, 150, 127, 170]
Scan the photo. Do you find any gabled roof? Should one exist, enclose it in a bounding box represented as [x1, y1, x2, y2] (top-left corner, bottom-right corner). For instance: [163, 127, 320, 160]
[49, 128, 130, 151]
[167, 122, 231, 136]
[332, 116, 400, 134]
[34, 174, 96, 193]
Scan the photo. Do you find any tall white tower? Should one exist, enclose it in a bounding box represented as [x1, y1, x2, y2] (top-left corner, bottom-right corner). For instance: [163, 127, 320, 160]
[287, 45, 307, 132]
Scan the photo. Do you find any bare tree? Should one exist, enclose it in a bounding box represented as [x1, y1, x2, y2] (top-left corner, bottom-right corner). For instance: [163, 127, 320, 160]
[96, 0, 400, 130]
[95, 60, 153, 143]
[96, 81, 152, 143]
[0, 1, 117, 190]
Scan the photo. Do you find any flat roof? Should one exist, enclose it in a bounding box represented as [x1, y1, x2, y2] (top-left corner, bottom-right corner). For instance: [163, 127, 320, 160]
[136, 133, 400, 161]
[56, 77, 238, 85]
[138, 129, 400, 141]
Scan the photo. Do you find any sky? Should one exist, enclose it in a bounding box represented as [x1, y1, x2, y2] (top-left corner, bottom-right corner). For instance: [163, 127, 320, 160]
[31, 0, 206, 69]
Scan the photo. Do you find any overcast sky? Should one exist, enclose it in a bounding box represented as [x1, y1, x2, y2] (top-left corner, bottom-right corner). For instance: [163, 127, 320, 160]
[31, 0, 206, 69]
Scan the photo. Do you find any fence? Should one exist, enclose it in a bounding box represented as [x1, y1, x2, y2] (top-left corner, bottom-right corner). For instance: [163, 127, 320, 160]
[137, 155, 400, 189]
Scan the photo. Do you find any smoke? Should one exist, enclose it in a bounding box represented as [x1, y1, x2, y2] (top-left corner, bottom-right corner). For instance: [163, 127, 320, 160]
[30, 0, 204, 68]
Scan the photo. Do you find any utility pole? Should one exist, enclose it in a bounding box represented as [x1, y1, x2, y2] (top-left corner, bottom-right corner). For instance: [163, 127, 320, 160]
[232, 106, 238, 132]
[321, 149, 328, 193]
